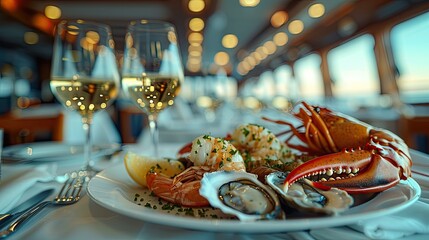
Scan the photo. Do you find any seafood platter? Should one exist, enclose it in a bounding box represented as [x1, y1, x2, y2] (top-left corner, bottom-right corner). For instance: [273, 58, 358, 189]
[87, 101, 421, 232]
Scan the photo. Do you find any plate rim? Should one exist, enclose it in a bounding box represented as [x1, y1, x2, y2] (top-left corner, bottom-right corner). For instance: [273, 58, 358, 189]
[86, 163, 421, 233]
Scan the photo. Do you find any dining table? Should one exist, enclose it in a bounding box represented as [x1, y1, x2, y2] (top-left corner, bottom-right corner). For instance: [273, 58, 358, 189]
[1, 108, 429, 240]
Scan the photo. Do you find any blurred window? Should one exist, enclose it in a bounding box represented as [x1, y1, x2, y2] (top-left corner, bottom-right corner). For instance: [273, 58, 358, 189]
[257, 71, 276, 102]
[391, 12, 429, 103]
[273, 65, 292, 97]
[327, 34, 380, 107]
[294, 53, 324, 103]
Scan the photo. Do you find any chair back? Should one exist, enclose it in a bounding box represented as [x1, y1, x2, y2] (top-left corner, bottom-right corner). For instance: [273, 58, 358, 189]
[0, 112, 64, 145]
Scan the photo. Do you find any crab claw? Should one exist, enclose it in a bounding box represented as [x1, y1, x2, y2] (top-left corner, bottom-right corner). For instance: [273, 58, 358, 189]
[283, 149, 402, 194]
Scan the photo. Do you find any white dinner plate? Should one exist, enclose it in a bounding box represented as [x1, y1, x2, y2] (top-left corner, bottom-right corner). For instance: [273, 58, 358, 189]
[2, 142, 121, 162]
[87, 163, 421, 233]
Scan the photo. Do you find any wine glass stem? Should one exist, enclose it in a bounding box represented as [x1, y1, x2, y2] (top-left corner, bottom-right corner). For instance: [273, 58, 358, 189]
[148, 114, 159, 157]
[82, 121, 94, 171]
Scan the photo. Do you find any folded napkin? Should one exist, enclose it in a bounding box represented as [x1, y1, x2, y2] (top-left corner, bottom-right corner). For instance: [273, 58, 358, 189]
[349, 201, 429, 239]
[0, 165, 55, 213]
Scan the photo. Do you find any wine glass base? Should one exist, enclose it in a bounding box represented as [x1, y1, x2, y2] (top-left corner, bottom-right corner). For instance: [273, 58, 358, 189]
[81, 165, 100, 178]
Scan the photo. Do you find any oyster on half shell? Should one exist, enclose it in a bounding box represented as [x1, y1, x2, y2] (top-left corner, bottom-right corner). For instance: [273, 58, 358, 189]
[266, 171, 354, 215]
[199, 171, 284, 221]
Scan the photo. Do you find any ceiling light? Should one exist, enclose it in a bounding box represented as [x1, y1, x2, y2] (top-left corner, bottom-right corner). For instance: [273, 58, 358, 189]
[189, 18, 204, 32]
[251, 52, 262, 61]
[250, 52, 261, 65]
[189, 50, 202, 57]
[187, 62, 201, 72]
[188, 56, 202, 65]
[237, 62, 250, 75]
[222, 34, 238, 48]
[271, 11, 288, 28]
[45, 5, 61, 19]
[188, 32, 203, 44]
[188, 0, 205, 13]
[236, 64, 246, 75]
[24, 32, 39, 45]
[273, 32, 288, 46]
[239, 0, 260, 7]
[240, 61, 251, 71]
[245, 56, 256, 66]
[256, 46, 268, 59]
[188, 45, 202, 52]
[263, 41, 276, 54]
[214, 52, 229, 66]
[308, 3, 325, 18]
[288, 20, 304, 34]
[189, 41, 202, 47]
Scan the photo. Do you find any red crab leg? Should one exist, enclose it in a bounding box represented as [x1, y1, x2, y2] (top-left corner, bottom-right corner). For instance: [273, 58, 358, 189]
[301, 102, 338, 152]
[283, 149, 402, 194]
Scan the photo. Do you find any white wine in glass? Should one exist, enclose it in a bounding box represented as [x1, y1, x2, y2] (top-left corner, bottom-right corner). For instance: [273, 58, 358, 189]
[122, 20, 184, 157]
[50, 20, 120, 174]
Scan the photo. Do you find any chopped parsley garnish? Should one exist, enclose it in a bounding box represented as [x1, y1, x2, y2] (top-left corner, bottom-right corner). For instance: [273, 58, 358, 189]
[229, 149, 238, 155]
[241, 128, 250, 137]
[219, 161, 224, 168]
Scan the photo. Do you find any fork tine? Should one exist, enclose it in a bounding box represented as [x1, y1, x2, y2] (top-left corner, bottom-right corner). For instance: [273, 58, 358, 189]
[56, 172, 80, 202]
[71, 173, 86, 201]
[0, 170, 88, 238]
[55, 177, 72, 201]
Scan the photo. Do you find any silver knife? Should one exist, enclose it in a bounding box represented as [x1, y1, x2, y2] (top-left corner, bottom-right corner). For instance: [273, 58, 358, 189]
[0, 188, 54, 228]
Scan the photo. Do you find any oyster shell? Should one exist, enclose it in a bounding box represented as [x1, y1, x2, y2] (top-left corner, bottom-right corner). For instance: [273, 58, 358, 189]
[199, 171, 284, 221]
[266, 171, 353, 215]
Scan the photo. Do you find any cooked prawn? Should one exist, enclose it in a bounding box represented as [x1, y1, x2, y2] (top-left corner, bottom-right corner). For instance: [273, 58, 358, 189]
[146, 134, 245, 207]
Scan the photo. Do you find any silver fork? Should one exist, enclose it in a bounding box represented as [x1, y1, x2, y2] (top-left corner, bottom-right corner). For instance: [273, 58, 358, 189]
[0, 170, 89, 238]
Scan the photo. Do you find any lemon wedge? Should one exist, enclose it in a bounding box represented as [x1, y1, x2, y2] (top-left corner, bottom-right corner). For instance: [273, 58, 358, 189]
[124, 151, 185, 187]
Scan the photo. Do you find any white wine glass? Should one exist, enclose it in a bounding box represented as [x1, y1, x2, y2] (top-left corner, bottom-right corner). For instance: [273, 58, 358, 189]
[122, 20, 184, 157]
[50, 20, 120, 175]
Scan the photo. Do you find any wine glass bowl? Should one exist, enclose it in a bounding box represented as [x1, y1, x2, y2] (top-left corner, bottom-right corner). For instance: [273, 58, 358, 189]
[121, 20, 184, 157]
[50, 20, 120, 174]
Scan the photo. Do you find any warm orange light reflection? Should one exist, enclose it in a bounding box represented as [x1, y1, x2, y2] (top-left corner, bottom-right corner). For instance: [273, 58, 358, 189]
[271, 11, 288, 28]
[33, 14, 53, 33]
[1, 0, 19, 11]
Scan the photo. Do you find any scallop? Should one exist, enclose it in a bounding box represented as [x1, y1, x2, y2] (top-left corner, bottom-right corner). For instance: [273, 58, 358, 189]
[199, 171, 284, 221]
[266, 171, 354, 215]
